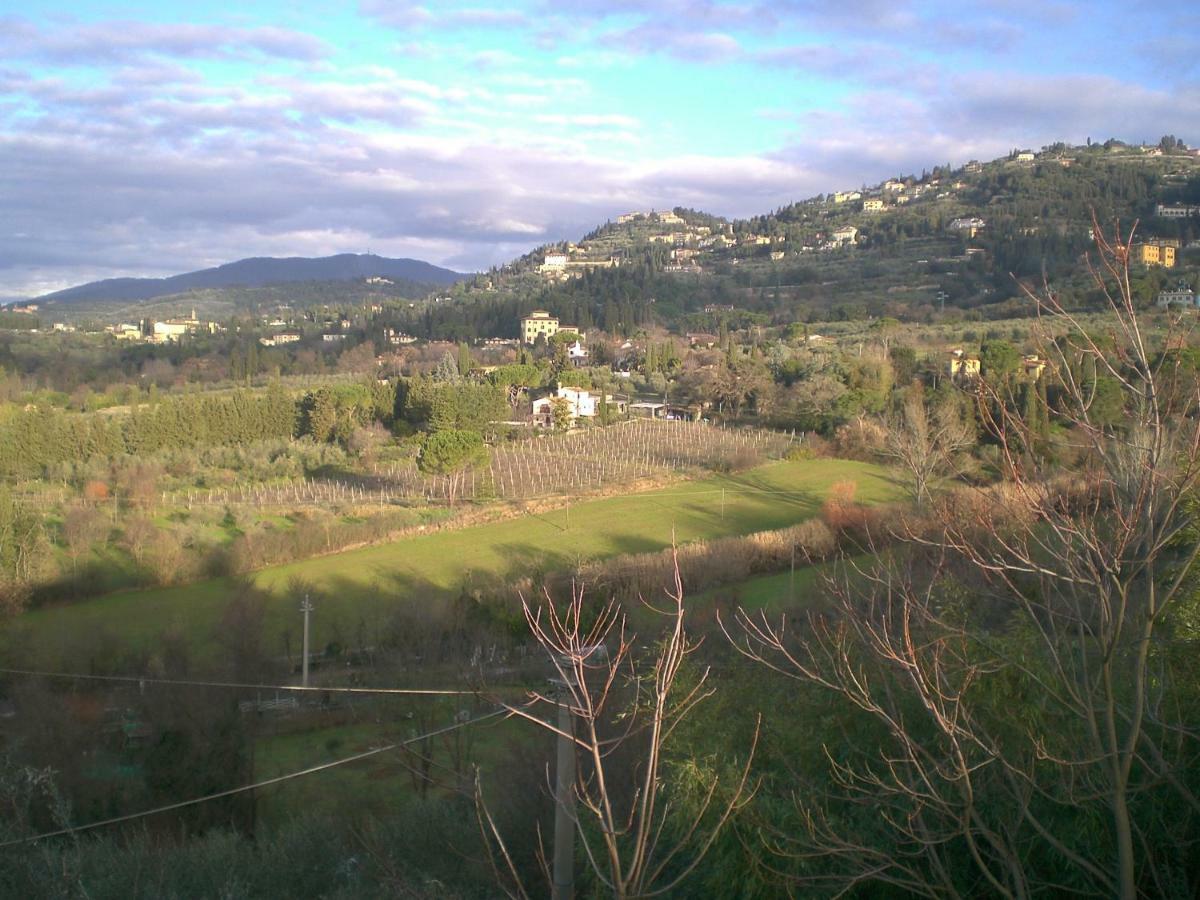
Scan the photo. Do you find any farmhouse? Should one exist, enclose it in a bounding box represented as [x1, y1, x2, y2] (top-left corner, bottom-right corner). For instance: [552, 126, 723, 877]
[532, 387, 626, 427]
[948, 349, 981, 381]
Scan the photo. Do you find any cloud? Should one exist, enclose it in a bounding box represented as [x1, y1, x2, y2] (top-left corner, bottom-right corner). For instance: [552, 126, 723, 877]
[3, 18, 331, 65]
[360, 1, 530, 31]
[603, 24, 742, 62]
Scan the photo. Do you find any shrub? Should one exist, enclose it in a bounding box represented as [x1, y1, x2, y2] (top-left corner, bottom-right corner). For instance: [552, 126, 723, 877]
[81, 480, 109, 502]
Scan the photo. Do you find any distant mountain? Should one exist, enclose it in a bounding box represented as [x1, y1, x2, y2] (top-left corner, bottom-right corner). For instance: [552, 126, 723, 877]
[37, 254, 466, 304]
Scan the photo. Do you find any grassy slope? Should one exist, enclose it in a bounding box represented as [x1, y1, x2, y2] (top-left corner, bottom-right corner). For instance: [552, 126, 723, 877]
[7, 459, 898, 663]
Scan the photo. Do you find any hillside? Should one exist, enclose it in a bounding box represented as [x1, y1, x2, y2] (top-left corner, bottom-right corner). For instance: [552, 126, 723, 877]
[403, 139, 1200, 340]
[35, 253, 465, 305]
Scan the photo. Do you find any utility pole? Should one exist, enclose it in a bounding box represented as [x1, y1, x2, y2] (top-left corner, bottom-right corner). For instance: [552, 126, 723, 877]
[790, 541, 796, 603]
[553, 681, 576, 900]
[300, 594, 313, 688]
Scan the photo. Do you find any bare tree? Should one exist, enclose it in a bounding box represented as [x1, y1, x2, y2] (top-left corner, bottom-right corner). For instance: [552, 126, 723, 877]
[480, 554, 759, 899]
[61, 503, 106, 582]
[120, 515, 156, 569]
[880, 386, 974, 507]
[726, 219, 1200, 898]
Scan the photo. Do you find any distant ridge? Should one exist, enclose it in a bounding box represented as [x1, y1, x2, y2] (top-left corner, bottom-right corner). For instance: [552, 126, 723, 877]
[36, 254, 466, 304]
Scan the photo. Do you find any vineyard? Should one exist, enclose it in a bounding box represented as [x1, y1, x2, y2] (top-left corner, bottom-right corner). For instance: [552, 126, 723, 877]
[173, 420, 795, 507]
[16, 421, 799, 511]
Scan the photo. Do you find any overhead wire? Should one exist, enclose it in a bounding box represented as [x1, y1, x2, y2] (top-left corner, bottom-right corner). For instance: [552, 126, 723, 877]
[0, 706, 512, 849]
[0, 667, 480, 696]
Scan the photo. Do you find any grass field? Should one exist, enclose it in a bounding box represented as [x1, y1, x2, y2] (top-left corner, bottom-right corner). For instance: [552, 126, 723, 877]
[5, 459, 899, 664]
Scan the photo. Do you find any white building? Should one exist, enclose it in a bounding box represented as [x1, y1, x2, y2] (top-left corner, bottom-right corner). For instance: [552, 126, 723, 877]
[1157, 288, 1197, 309]
[1157, 204, 1200, 219]
[531, 387, 625, 426]
[830, 225, 858, 245]
[567, 340, 589, 367]
[260, 331, 301, 347]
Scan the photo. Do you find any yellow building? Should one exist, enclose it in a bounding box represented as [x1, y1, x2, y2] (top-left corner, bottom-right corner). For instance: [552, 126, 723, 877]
[521, 310, 559, 344]
[1132, 242, 1177, 268]
[948, 350, 981, 381]
[520, 311, 582, 345]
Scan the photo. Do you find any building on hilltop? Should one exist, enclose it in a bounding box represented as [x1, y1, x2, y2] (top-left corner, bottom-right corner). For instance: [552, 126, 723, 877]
[830, 225, 859, 245]
[1132, 242, 1177, 268]
[260, 331, 301, 347]
[949, 217, 987, 238]
[1157, 287, 1197, 309]
[1156, 204, 1200, 219]
[863, 198, 885, 212]
[150, 308, 210, 343]
[539, 253, 568, 277]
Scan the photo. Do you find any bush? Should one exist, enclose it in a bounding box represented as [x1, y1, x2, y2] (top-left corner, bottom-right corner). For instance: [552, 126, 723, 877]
[81, 480, 110, 502]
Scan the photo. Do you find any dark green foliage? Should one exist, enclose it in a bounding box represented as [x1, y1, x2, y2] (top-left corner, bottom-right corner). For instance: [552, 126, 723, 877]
[429, 381, 508, 434]
[980, 338, 1021, 380]
[297, 381, 394, 444]
[417, 429, 487, 476]
[0, 386, 299, 478]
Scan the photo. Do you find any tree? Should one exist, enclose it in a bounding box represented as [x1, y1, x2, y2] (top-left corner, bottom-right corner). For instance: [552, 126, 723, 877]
[418, 429, 487, 504]
[61, 503, 106, 583]
[458, 342, 474, 378]
[869, 316, 900, 353]
[727, 220, 1200, 898]
[0, 489, 49, 615]
[979, 338, 1020, 381]
[550, 396, 572, 432]
[434, 351, 462, 383]
[480, 555, 758, 898]
[301, 388, 338, 443]
[880, 388, 974, 506]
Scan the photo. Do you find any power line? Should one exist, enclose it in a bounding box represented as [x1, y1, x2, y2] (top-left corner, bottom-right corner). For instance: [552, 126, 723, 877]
[0, 707, 510, 849]
[0, 668, 479, 696]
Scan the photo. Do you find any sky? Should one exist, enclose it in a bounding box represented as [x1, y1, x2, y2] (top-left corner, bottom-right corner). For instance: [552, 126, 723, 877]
[1, 1, 1197, 299]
